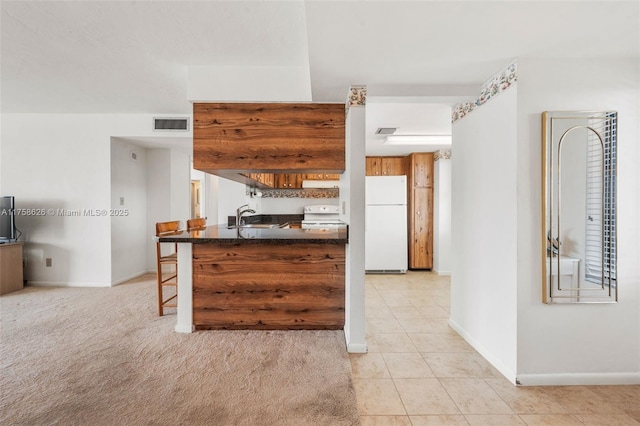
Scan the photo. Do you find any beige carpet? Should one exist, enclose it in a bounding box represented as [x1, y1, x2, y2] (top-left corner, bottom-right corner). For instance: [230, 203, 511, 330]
[0, 274, 360, 425]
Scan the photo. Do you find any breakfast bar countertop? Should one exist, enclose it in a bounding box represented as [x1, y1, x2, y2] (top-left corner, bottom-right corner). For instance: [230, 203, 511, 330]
[158, 224, 348, 244]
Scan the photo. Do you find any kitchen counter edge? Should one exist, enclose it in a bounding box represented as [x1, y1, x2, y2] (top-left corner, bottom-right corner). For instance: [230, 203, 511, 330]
[158, 224, 348, 244]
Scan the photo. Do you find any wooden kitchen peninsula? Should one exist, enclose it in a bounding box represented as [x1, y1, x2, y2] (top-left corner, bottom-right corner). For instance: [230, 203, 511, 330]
[159, 225, 348, 331]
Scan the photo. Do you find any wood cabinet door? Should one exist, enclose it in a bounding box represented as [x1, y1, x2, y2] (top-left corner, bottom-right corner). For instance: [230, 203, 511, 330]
[274, 174, 287, 188]
[303, 173, 337, 180]
[409, 187, 433, 269]
[291, 174, 304, 188]
[323, 173, 340, 180]
[275, 174, 303, 188]
[412, 153, 434, 188]
[366, 157, 381, 176]
[257, 173, 273, 187]
[381, 157, 405, 176]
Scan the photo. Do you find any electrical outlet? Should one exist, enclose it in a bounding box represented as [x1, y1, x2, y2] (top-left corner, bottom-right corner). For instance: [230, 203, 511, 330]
[45, 258, 52, 267]
[342, 201, 346, 215]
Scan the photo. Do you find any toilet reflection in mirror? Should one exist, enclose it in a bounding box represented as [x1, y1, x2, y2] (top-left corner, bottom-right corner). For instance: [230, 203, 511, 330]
[542, 111, 617, 304]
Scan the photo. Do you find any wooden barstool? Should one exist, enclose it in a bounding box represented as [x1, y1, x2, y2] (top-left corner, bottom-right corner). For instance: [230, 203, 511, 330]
[155, 221, 181, 316]
[187, 217, 207, 231]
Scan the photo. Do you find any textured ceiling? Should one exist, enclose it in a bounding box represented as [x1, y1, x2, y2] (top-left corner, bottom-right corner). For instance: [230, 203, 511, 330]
[1, 1, 638, 154]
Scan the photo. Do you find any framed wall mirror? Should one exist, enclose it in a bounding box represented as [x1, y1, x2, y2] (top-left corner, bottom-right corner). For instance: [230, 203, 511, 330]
[542, 111, 618, 304]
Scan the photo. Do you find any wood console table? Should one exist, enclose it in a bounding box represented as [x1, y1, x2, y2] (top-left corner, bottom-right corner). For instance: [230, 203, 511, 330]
[0, 242, 24, 295]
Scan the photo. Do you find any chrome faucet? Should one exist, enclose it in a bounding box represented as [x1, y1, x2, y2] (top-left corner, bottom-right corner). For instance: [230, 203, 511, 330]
[236, 204, 256, 226]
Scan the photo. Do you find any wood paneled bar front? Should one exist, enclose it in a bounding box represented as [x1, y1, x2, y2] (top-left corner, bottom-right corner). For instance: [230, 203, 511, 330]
[192, 242, 345, 330]
[159, 224, 348, 331]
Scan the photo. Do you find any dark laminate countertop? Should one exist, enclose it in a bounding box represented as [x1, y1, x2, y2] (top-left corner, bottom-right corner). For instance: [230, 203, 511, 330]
[158, 224, 348, 244]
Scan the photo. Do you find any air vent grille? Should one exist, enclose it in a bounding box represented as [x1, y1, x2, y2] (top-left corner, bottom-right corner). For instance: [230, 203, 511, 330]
[375, 127, 397, 135]
[154, 118, 190, 131]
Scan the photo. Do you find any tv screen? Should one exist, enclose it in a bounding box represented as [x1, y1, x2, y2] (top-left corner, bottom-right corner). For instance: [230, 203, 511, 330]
[0, 196, 16, 242]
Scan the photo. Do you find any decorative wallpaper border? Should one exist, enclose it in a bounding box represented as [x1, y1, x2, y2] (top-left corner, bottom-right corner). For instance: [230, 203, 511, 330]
[434, 150, 451, 161]
[347, 85, 366, 107]
[261, 188, 339, 199]
[452, 61, 517, 123]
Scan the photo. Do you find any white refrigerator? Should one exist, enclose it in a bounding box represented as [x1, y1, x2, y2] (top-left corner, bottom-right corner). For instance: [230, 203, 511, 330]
[365, 175, 408, 273]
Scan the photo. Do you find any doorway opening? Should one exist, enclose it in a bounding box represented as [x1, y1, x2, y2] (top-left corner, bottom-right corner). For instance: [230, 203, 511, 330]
[190, 180, 201, 219]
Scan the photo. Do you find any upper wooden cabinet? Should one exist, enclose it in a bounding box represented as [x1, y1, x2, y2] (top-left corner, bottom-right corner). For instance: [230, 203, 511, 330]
[249, 173, 274, 188]
[193, 103, 345, 174]
[366, 156, 406, 176]
[366, 157, 382, 176]
[382, 157, 405, 176]
[274, 173, 302, 189]
[408, 153, 434, 188]
[270, 173, 340, 189]
[303, 173, 340, 180]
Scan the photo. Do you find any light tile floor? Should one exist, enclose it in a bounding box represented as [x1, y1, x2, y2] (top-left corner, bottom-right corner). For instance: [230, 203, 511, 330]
[351, 271, 640, 425]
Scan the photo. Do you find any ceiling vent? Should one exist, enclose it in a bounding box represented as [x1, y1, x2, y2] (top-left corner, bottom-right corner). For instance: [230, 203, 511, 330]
[153, 117, 190, 131]
[375, 127, 397, 135]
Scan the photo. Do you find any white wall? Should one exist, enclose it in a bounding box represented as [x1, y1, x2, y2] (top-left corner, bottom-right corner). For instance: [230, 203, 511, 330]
[217, 178, 252, 225]
[515, 58, 640, 384]
[0, 113, 191, 286]
[2, 114, 115, 286]
[433, 156, 452, 275]
[204, 173, 219, 225]
[145, 147, 191, 272]
[111, 139, 148, 284]
[146, 148, 172, 272]
[450, 87, 519, 382]
[341, 105, 367, 353]
[170, 149, 191, 224]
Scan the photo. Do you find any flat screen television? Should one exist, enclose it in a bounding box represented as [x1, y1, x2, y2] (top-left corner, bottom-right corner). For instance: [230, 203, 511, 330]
[0, 196, 16, 242]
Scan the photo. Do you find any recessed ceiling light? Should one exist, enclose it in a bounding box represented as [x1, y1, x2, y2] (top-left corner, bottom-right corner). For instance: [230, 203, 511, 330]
[383, 135, 451, 145]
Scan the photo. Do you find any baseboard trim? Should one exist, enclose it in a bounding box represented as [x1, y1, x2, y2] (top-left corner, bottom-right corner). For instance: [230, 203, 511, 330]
[516, 372, 640, 386]
[175, 324, 195, 333]
[27, 281, 110, 288]
[434, 269, 451, 276]
[347, 342, 368, 353]
[448, 318, 517, 384]
[448, 320, 640, 386]
[344, 326, 368, 353]
[111, 270, 149, 286]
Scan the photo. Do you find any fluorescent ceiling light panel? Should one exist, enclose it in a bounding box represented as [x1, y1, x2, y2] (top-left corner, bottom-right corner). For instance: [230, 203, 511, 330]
[383, 135, 451, 145]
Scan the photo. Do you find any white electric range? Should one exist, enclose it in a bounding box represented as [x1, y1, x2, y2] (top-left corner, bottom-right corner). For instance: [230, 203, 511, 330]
[301, 205, 345, 229]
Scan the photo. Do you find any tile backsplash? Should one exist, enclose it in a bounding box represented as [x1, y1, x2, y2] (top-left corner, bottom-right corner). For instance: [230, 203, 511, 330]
[260, 188, 339, 199]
